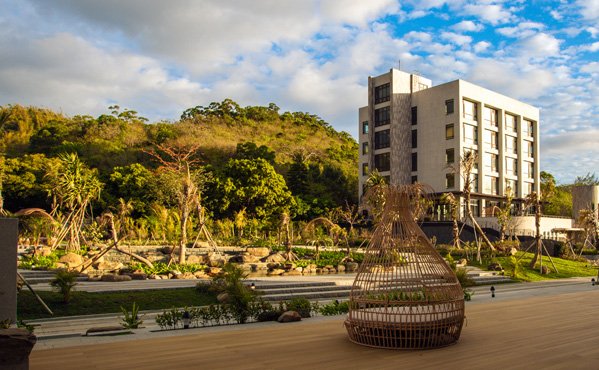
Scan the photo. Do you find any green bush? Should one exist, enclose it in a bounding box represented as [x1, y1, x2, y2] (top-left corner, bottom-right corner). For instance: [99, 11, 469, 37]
[19, 254, 59, 270]
[287, 297, 312, 318]
[319, 300, 349, 316]
[455, 267, 475, 287]
[120, 302, 143, 329]
[50, 269, 78, 303]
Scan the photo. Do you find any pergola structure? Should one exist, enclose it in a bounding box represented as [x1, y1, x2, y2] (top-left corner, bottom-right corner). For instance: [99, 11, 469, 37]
[345, 186, 465, 349]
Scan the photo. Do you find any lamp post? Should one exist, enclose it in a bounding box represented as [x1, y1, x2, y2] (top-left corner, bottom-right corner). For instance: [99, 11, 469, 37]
[592, 278, 596, 287]
[250, 283, 256, 291]
[490, 286, 495, 298]
[182, 311, 190, 329]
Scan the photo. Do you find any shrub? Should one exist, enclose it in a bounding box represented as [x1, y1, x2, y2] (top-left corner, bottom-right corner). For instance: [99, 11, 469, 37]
[120, 302, 143, 329]
[211, 264, 257, 324]
[50, 269, 78, 303]
[319, 300, 349, 316]
[256, 310, 281, 322]
[455, 267, 475, 287]
[287, 297, 312, 318]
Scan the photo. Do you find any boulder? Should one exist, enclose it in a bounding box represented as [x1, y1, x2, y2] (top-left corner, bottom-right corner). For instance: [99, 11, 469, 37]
[336, 264, 346, 273]
[130, 273, 148, 280]
[194, 271, 209, 279]
[246, 247, 270, 258]
[268, 268, 285, 276]
[510, 247, 519, 256]
[277, 311, 302, 323]
[207, 252, 226, 267]
[174, 272, 196, 280]
[283, 270, 302, 276]
[208, 267, 222, 276]
[228, 254, 244, 263]
[217, 292, 229, 303]
[488, 262, 503, 271]
[59, 253, 84, 268]
[264, 252, 286, 264]
[95, 261, 124, 271]
[38, 247, 53, 257]
[241, 254, 260, 263]
[0, 328, 37, 369]
[100, 274, 132, 282]
[345, 262, 359, 272]
[170, 269, 182, 276]
[456, 259, 468, 268]
[186, 255, 204, 264]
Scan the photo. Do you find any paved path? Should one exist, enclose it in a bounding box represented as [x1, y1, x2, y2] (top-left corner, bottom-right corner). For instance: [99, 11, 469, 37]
[30, 282, 599, 369]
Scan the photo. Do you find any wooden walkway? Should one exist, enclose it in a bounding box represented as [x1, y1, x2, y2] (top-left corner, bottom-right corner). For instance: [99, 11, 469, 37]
[31, 290, 599, 370]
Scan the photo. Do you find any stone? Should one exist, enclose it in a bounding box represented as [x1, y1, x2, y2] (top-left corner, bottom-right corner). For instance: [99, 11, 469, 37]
[277, 311, 302, 323]
[100, 274, 132, 282]
[228, 254, 244, 263]
[268, 268, 285, 276]
[0, 328, 37, 369]
[315, 268, 323, 274]
[541, 265, 549, 275]
[510, 247, 518, 256]
[174, 272, 196, 280]
[186, 255, 204, 264]
[345, 262, 359, 272]
[456, 259, 468, 268]
[59, 252, 84, 268]
[207, 252, 226, 267]
[95, 261, 124, 271]
[336, 264, 346, 273]
[264, 252, 286, 264]
[38, 247, 53, 257]
[171, 269, 182, 276]
[55, 262, 67, 269]
[295, 267, 303, 273]
[208, 267, 222, 276]
[246, 247, 270, 257]
[488, 262, 503, 271]
[241, 254, 259, 263]
[283, 270, 302, 276]
[217, 292, 229, 303]
[130, 273, 147, 280]
[194, 271, 208, 279]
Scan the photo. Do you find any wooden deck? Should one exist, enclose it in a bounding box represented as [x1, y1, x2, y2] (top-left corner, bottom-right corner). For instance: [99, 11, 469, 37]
[31, 290, 599, 370]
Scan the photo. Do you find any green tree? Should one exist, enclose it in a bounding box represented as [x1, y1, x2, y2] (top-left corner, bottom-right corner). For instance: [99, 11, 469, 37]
[574, 172, 599, 186]
[212, 158, 294, 220]
[234, 142, 276, 164]
[107, 163, 157, 216]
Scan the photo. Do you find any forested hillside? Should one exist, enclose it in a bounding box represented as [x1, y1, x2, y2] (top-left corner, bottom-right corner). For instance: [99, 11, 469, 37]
[0, 101, 358, 232]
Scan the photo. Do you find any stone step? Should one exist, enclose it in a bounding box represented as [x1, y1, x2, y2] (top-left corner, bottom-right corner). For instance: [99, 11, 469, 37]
[254, 285, 349, 295]
[470, 276, 512, 285]
[248, 281, 337, 290]
[262, 289, 352, 301]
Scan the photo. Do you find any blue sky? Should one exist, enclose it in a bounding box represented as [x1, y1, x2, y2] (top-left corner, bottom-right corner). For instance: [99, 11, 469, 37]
[0, 0, 597, 183]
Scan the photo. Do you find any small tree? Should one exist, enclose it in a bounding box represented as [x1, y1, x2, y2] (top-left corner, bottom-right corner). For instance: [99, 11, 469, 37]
[362, 170, 388, 223]
[440, 192, 460, 249]
[210, 264, 257, 324]
[494, 185, 514, 242]
[50, 269, 78, 303]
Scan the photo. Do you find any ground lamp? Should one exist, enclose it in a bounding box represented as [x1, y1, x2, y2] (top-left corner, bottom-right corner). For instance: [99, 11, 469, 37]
[250, 283, 256, 291]
[592, 278, 595, 286]
[345, 185, 465, 350]
[182, 311, 190, 329]
[490, 286, 495, 298]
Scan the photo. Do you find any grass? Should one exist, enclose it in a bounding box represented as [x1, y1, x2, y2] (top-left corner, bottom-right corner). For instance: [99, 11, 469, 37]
[17, 288, 218, 321]
[474, 252, 598, 282]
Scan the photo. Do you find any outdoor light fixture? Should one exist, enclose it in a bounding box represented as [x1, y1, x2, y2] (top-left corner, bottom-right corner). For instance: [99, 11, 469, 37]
[250, 282, 256, 290]
[490, 286, 496, 298]
[182, 311, 190, 329]
[592, 278, 596, 286]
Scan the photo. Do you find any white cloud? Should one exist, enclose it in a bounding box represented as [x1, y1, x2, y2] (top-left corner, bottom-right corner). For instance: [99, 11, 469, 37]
[515, 33, 562, 59]
[440, 31, 473, 47]
[577, 0, 599, 23]
[496, 22, 546, 38]
[550, 10, 563, 20]
[451, 20, 483, 32]
[463, 3, 512, 25]
[587, 26, 599, 37]
[473, 41, 492, 53]
[582, 41, 599, 51]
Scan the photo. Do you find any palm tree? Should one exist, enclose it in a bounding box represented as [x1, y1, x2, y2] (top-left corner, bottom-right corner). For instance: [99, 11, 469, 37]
[440, 192, 460, 249]
[363, 170, 388, 223]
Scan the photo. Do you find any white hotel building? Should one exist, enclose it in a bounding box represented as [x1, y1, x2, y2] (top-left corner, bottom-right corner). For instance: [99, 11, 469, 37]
[359, 68, 541, 220]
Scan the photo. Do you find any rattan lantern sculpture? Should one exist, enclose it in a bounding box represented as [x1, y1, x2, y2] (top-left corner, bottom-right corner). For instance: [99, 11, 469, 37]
[345, 185, 464, 349]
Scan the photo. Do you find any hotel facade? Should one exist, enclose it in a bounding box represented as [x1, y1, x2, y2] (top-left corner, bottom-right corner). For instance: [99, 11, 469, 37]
[359, 68, 540, 220]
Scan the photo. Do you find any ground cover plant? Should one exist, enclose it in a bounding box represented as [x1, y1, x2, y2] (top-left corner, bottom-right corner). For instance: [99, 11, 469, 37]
[17, 288, 217, 320]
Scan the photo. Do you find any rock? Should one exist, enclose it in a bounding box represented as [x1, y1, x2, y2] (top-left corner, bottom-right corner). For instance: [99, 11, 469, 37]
[336, 264, 346, 273]
[194, 271, 208, 279]
[315, 268, 323, 274]
[130, 273, 147, 280]
[208, 267, 222, 276]
[100, 274, 132, 282]
[324, 265, 334, 270]
[277, 311, 302, 323]
[207, 252, 226, 267]
[268, 268, 285, 276]
[217, 292, 229, 303]
[510, 247, 518, 256]
[345, 262, 359, 272]
[186, 255, 204, 264]
[38, 247, 53, 257]
[264, 252, 286, 264]
[541, 265, 549, 275]
[488, 262, 503, 271]
[174, 272, 196, 280]
[59, 253, 84, 268]
[0, 328, 37, 368]
[95, 261, 124, 271]
[283, 270, 302, 276]
[246, 247, 270, 257]
[170, 269, 182, 276]
[456, 259, 468, 268]
[295, 267, 303, 273]
[148, 274, 159, 280]
[228, 254, 244, 263]
[55, 262, 67, 269]
[160, 246, 174, 254]
[241, 254, 259, 263]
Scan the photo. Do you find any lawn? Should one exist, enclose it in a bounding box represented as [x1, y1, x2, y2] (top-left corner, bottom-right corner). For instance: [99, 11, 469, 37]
[18, 288, 218, 320]
[479, 252, 598, 282]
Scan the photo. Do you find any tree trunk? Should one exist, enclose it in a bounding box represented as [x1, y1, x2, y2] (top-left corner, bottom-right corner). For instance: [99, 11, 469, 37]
[529, 201, 542, 270]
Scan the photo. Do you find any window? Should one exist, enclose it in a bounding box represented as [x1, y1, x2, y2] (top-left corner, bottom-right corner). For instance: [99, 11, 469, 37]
[505, 157, 517, 176]
[411, 175, 418, 184]
[411, 106, 417, 125]
[362, 121, 369, 134]
[484, 107, 498, 127]
[362, 163, 369, 176]
[362, 142, 368, 155]
[464, 124, 478, 144]
[483, 129, 498, 149]
[411, 130, 417, 148]
[485, 176, 499, 195]
[446, 124, 454, 140]
[463, 99, 477, 121]
[374, 106, 390, 127]
[374, 83, 390, 104]
[446, 148, 455, 164]
[485, 153, 498, 172]
[505, 136, 517, 154]
[506, 179, 518, 197]
[445, 99, 454, 114]
[374, 153, 390, 172]
[523, 141, 534, 158]
[505, 114, 517, 133]
[374, 129, 390, 149]
[472, 174, 479, 193]
[446, 173, 455, 188]
[411, 152, 417, 172]
[524, 162, 534, 179]
[470, 199, 480, 217]
[523, 119, 534, 136]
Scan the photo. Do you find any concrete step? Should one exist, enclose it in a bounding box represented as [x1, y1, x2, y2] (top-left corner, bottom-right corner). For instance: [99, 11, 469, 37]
[262, 289, 352, 302]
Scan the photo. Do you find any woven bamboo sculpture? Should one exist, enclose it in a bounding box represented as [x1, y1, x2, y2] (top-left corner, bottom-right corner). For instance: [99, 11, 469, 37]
[345, 185, 465, 349]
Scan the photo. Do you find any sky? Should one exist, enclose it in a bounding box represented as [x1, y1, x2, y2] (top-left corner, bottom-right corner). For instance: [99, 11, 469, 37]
[0, 0, 597, 184]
